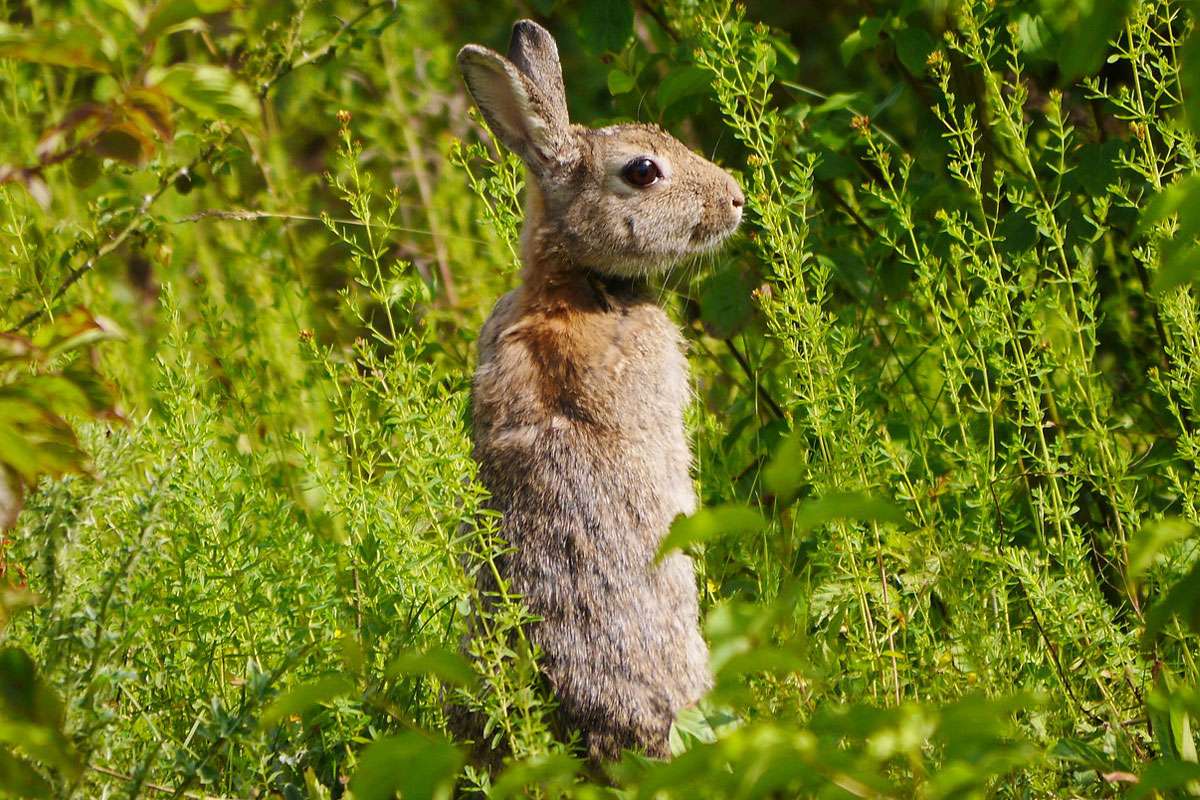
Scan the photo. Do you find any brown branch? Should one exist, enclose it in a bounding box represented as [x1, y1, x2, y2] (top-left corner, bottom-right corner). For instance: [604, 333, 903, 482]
[87, 765, 245, 800]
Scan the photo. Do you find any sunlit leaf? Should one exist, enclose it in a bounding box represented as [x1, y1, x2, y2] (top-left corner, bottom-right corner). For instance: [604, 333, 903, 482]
[142, 0, 233, 41]
[30, 309, 122, 356]
[1154, 243, 1200, 294]
[0, 22, 113, 72]
[840, 17, 883, 65]
[384, 648, 475, 687]
[607, 69, 635, 95]
[1137, 176, 1200, 235]
[792, 491, 906, 533]
[813, 92, 860, 115]
[1128, 518, 1196, 580]
[0, 747, 51, 798]
[1129, 760, 1200, 800]
[657, 504, 767, 561]
[259, 675, 355, 728]
[147, 64, 259, 122]
[348, 732, 462, 800]
[489, 752, 580, 800]
[1144, 561, 1200, 638]
[763, 429, 807, 499]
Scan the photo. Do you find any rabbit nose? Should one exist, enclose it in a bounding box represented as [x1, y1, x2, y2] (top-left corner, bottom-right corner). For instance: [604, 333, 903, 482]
[730, 186, 745, 209]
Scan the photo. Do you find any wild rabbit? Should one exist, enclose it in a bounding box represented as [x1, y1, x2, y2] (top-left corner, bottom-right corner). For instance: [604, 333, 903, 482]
[457, 19, 744, 762]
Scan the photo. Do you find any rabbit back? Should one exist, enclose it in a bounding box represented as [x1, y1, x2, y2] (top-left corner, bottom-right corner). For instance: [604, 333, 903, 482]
[471, 276, 711, 759]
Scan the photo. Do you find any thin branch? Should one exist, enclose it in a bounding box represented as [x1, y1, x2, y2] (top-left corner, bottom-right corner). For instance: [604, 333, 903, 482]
[169, 208, 490, 245]
[724, 336, 786, 420]
[87, 765, 244, 800]
[6, 2, 395, 333]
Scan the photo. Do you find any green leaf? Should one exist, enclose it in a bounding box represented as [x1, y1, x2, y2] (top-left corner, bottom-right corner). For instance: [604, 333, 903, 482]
[384, 648, 475, 687]
[1054, 0, 1131, 82]
[893, 26, 935, 75]
[1049, 737, 1115, 770]
[147, 64, 259, 122]
[66, 154, 101, 188]
[0, 648, 79, 777]
[489, 753, 580, 800]
[812, 92, 860, 115]
[0, 22, 113, 72]
[1144, 560, 1200, 639]
[792, 491, 906, 534]
[0, 748, 51, 798]
[763, 430, 807, 499]
[1014, 14, 1053, 59]
[1154, 242, 1200, 293]
[607, 69, 635, 96]
[259, 675, 355, 728]
[658, 66, 711, 109]
[31, 308, 122, 357]
[1156, 241, 1200, 293]
[699, 265, 753, 339]
[1128, 518, 1196, 580]
[1137, 176, 1200, 235]
[1129, 760, 1200, 800]
[348, 732, 462, 800]
[93, 127, 147, 164]
[304, 767, 332, 800]
[142, 0, 233, 41]
[657, 504, 767, 561]
[1181, 26, 1200, 135]
[0, 406, 86, 483]
[579, 0, 633, 54]
[840, 17, 884, 65]
[716, 644, 807, 678]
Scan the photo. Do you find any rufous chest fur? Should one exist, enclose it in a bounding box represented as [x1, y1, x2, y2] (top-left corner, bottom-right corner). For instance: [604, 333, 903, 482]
[471, 273, 696, 556]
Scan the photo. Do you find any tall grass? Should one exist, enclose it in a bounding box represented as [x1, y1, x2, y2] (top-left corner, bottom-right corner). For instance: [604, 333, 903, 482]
[1, 0, 1199, 796]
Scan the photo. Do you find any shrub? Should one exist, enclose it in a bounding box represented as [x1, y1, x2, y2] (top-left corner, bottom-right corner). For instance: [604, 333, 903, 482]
[1, 0, 1199, 796]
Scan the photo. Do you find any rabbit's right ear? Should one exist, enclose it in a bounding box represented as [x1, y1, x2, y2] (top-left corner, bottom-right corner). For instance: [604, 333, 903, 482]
[458, 36, 577, 174]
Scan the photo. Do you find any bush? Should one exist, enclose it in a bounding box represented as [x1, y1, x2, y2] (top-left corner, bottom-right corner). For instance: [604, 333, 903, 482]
[1, 0, 1199, 796]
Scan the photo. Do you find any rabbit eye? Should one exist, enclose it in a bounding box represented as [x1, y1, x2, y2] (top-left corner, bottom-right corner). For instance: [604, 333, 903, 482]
[621, 157, 662, 188]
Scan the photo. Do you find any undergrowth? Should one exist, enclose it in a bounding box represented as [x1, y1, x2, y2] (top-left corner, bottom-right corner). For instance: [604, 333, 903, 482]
[2, 0, 1200, 797]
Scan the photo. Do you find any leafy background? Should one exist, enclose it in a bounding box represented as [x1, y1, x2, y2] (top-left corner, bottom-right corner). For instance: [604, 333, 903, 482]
[2, 0, 1200, 797]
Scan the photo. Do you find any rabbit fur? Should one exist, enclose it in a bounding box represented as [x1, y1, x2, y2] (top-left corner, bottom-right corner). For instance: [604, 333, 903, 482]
[457, 19, 744, 762]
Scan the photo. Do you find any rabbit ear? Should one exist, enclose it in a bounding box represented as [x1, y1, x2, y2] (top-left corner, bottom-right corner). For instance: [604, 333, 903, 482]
[506, 20, 569, 128]
[458, 39, 576, 174]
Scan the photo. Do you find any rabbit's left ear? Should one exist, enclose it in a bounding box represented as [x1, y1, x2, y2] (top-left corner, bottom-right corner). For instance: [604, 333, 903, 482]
[506, 20, 568, 130]
[457, 21, 577, 175]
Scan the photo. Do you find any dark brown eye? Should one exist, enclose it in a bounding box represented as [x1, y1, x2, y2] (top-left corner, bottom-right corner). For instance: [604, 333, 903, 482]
[621, 157, 661, 188]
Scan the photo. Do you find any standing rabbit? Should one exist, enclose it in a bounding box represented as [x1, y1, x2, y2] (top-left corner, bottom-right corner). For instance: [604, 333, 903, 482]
[457, 19, 744, 762]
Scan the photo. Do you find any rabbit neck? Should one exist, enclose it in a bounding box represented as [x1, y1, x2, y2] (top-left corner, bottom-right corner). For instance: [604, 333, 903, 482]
[520, 183, 648, 307]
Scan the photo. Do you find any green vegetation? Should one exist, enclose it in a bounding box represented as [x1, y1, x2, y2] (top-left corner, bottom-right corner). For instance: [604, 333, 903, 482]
[2, 0, 1200, 796]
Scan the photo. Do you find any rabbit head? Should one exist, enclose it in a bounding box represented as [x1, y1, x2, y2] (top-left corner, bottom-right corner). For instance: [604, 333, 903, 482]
[458, 20, 744, 278]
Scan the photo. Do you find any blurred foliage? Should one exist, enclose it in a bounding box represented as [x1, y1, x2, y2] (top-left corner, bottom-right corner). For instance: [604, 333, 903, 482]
[0, 0, 1199, 796]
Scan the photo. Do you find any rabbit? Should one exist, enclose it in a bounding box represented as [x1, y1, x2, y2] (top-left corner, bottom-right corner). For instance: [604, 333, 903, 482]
[456, 19, 744, 763]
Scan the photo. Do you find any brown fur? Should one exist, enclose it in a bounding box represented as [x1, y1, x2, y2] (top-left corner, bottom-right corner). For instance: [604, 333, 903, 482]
[457, 20, 743, 762]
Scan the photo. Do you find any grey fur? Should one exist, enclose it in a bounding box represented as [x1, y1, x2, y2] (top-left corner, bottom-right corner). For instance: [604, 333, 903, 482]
[457, 19, 744, 762]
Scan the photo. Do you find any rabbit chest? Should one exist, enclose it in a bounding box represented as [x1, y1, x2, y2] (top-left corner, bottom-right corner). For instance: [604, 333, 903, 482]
[472, 283, 698, 552]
